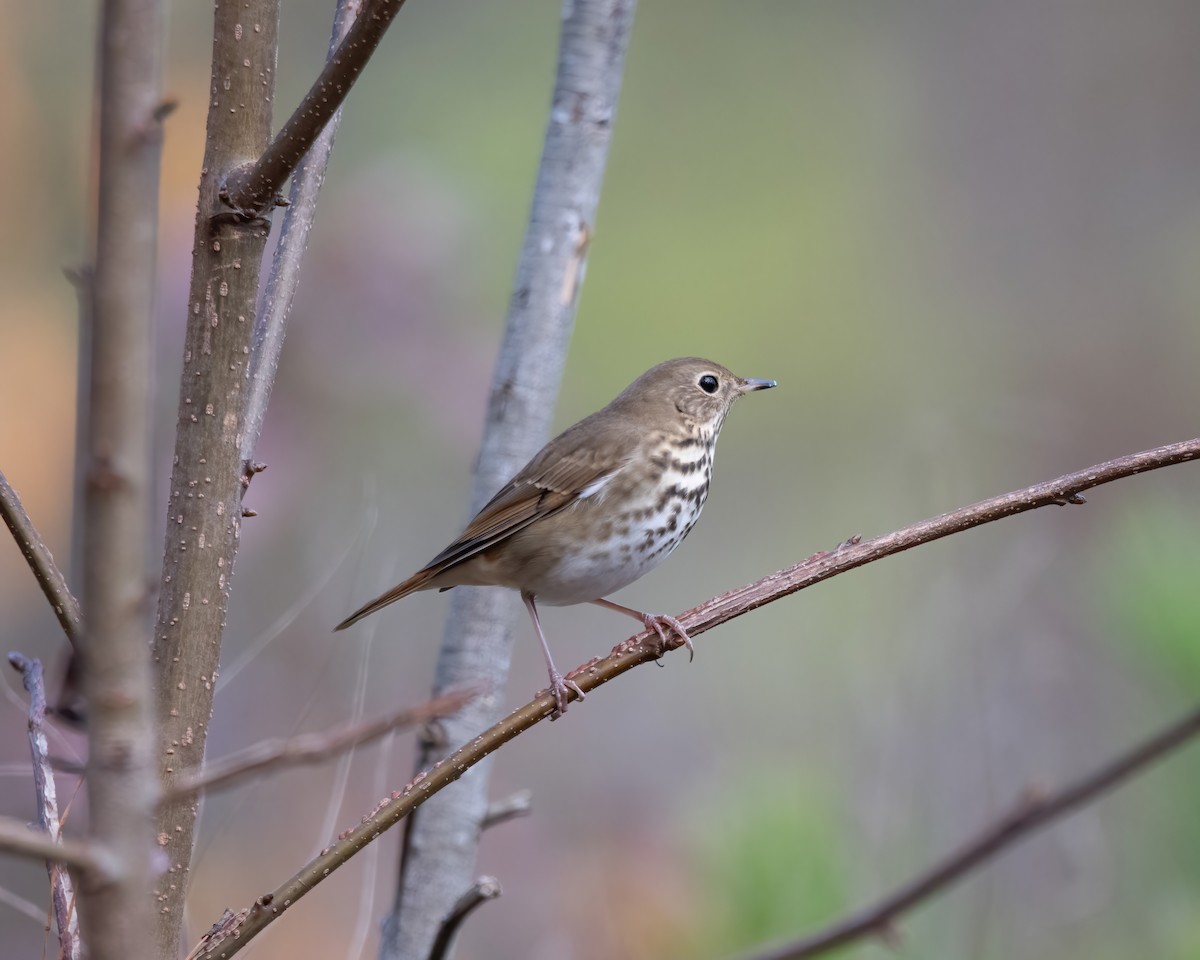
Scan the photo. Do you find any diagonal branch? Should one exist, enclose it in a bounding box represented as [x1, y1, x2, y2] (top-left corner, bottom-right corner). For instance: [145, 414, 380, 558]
[739, 702, 1200, 960]
[240, 0, 361, 465]
[0, 815, 112, 878]
[191, 437, 1200, 959]
[0, 471, 82, 648]
[659, 436, 1200, 644]
[480, 790, 533, 832]
[163, 687, 478, 804]
[221, 0, 406, 215]
[7, 654, 81, 958]
[426, 876, 502, 960]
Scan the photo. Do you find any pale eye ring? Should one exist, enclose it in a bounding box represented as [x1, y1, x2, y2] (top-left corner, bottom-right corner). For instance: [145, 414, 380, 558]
[698, 374, 719, 394]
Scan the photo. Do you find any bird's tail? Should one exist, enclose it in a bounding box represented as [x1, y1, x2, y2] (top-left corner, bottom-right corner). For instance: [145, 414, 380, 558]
[334, 568, 439, 631]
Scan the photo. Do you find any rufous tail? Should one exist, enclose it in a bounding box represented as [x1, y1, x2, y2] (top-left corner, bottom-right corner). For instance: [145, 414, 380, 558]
[334, 568, 439, 631]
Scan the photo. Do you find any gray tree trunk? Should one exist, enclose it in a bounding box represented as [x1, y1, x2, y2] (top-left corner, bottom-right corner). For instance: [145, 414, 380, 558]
[382, 2, 640, 958]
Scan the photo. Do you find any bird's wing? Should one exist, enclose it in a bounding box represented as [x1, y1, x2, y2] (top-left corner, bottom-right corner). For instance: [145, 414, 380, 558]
[420, 423, 636, 574]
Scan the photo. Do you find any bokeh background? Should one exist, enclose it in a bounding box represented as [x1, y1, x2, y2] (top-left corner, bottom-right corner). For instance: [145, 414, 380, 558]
[3, 1, 1200, 957]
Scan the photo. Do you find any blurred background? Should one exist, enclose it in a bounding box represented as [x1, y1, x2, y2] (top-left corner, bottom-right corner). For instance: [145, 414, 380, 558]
[3, 1, 1200, 957]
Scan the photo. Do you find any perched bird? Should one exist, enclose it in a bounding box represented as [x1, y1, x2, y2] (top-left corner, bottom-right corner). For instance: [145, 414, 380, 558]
[336, 357, 776, 716]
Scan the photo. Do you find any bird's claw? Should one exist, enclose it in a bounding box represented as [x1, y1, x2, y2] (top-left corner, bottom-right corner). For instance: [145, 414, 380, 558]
[642, 613, 694, 661]
[547, 671, 585, 720]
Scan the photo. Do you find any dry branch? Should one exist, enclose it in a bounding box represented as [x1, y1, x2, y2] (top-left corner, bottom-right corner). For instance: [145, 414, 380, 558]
[427, 877, 502, 960]
[0, 817, 110, 877]
[156, 0, 409, 949]
[740, 702, 1200, 960]
[151, 2, 280, 951]
[7, 654, 80, 957]
[0, 471, 82, 647]
[221, 0, 406, 214]
[241, 0, 361, 463]
[480, 790, 533, 832]
[386, 2, 641, 955]
[192, 438, 1199, 959]
[82, 0, 167, 957]
[163, 688, 478, 803]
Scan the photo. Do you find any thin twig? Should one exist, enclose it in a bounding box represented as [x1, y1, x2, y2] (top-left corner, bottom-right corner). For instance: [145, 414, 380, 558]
[426, 877, 502, 960]
[0, 816, 111, 877]
[346, 726, 398, 960]
[191, 438, 1200, 959]
[186, 910, 244, 960]
[0, 471, 82, 647]
[663, 437, 1200, 644]
[480, 790, 533, 832]
[221, 0, 406, 214]
[0, 883, 46, 923]
[163, 687, 478, 804]
[7, 654, 80, 958]
[739, 702, 1200, 960]
[240, 0, 361, 464]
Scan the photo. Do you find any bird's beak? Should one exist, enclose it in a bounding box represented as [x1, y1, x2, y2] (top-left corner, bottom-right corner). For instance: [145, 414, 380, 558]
[739, 377, 777, 393]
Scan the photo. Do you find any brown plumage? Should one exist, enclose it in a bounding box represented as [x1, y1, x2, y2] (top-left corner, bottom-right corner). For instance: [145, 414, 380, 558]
[336, 357, 775, 716]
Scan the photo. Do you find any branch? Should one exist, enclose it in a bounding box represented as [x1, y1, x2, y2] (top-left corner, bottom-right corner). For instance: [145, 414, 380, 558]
[662, 437, 1200, 642]
[163, 687, 478, 803]
[152, 1, 280, 951]
[221, 0, 406, 214]
[240, 0, 360, 465]
[0, 817, 111, 876]
[190, 438, 1198, 959]
[82, 0, 167, 957]
[387, 2, 641, 955]
[740, 702, 1200, 960]
[7, 654, 80, 957]
[0, 471, 82, 647]
[426, 877, 502, 960]
[480, 790, 533, 832]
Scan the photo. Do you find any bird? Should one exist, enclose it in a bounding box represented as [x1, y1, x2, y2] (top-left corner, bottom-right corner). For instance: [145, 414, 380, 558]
[336, 357, 776, 717]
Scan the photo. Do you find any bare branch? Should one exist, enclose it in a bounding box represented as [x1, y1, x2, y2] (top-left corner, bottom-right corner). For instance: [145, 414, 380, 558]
[189, 438, 1197, 959]
[0, 471, 82, 647]
[163, 687, 478, 803]
[152, 1, 281, 951]
[61, 263, 95, 726]
[480, 790, 533, 832]
[740, 702, 1200, 960]
[7, 654, 80, 957]
[388, 2, 641, 954]
[0, 884, 46, 924]
[82, 0, 167, 957]
[221, 0, 406, 214]
[240, 0, 361, 465]
[427, 877, 502, 960]
[657, 437, 1200, 649]
[0, 816, 111, 878]
[186, 909, 245, 960]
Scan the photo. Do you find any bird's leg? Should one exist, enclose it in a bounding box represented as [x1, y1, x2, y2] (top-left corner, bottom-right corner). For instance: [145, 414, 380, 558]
[590, 598, 694, 661]
[522, 591, 584, 719]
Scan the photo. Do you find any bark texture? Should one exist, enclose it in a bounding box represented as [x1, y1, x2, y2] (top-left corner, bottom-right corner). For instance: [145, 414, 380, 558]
[151, 2, 280, 953]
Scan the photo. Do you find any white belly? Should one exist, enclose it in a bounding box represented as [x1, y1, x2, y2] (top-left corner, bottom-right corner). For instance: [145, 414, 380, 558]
[532, 472, 709, 605]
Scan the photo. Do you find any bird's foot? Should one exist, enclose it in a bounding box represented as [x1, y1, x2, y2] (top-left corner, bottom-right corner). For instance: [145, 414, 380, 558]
[642, 613, 694, 661]
[547, 670, 585, 720]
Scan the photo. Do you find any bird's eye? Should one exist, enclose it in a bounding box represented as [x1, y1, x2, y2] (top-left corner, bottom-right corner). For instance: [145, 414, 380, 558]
[698, 374, 719, 394]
